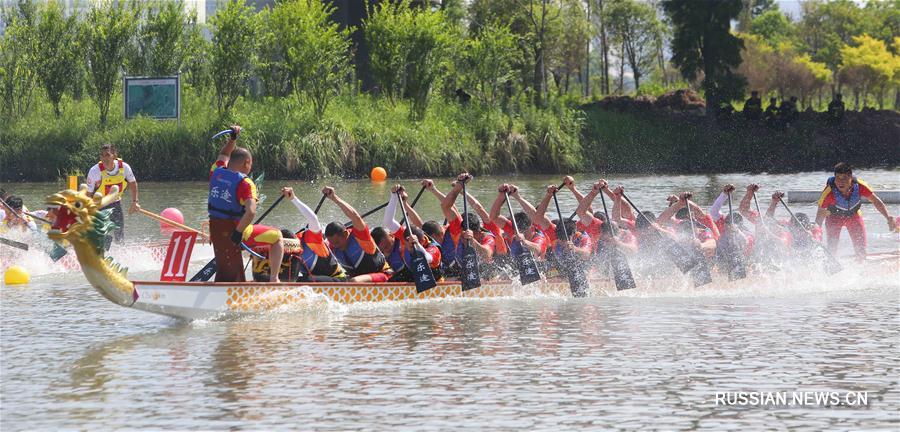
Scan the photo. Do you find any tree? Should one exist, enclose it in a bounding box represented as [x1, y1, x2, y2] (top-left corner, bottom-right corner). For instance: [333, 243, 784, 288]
[461, 24, 518, 107]
[270, 0, 352, 118]
[515, 0, 563, 106]
[840, 34, 895, 109]
[663, 0, 747, 116]
[605, 0, 660, 92]
[35, 0, 81, 117]
[365, 1, 456, 120]
[750, 9, 795, 47]
[127, 0, 198, 76]
[549, 0, 590, 96]
[0, 0, 39, 120]
[208, 0, 259, 115]
[83, 0, 138, 125]
[736, 0, 776, 32]
[799, 0, 865, 90]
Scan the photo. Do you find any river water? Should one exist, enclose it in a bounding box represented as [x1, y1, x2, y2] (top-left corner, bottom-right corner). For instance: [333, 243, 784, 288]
[1, 171, 899, 430]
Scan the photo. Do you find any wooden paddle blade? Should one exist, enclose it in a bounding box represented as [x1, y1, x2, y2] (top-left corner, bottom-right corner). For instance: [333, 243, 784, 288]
[48, 243, 67, 261]
[460, 245, 481, 291]
[411, 251, 438, 293]
[0, 237, 28, 251]
[657, 232, 698, 273]
[190, 258, 217, 282]
[717, 232, 747, 281]
[515, 249, 541, 285]
[689, 248, 713, 287]
[609, 247, 637, 291]
[559, 249, 589, 297]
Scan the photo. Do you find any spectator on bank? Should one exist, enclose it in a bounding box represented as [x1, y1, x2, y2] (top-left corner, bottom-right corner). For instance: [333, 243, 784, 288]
[764, 97, 779, 127]
[780, 96, 799, 126]
[743, 91, 762, 121]
[828, 93, 845, 124]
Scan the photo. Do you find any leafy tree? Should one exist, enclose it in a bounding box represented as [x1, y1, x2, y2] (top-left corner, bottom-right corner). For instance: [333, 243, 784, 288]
[208, 0, 259, 115]
[0, 0, 39, 120]
[365, 1, 456, 120]
[461, 24, 518, 107]
[548, 0, 590, 96]
[35, 0, 82, 117]
[840, 34, 895, 109]
[515, 0, 563, 106]
[605, 0, 660, 92]
[270, 0, 352, 118]
[127, 0, 198, 76]
[256, 8, 290, 98]
[750, 9, 795, 47]
[663, 0, 746, 116]
[736, 0, 776, 32]
[799, 0, 865, 88]
[83, 0, 138, 125]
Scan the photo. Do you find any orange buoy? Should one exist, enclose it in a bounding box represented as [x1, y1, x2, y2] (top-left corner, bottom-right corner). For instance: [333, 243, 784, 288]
[370, 166, 387, 182]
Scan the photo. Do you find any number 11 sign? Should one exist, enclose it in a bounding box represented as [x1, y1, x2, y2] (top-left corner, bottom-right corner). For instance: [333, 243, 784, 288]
[160, 231, 198, 282]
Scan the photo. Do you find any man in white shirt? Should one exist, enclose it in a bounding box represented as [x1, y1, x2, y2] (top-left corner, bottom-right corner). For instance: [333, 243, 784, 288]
[86, 143, 139, 242]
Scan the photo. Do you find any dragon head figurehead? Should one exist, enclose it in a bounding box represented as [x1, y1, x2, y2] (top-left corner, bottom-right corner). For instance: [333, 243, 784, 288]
[45, 185, 136, 306]
[45, 184, 118, 250]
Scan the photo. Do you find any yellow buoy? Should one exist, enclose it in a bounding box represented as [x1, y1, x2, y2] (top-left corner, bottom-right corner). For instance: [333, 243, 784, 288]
[370, 166, 387, 182]
[4, 265, 30, 285]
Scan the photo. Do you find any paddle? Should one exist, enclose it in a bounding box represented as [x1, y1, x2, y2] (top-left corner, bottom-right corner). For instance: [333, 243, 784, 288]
[0, 237, 29, 251]
[552, 190, 589, 297]
[0, 197, 67, 260]
[718, 193, 747, 281]
[685, 199, 713, 287]
[620, 192, 698, 273]
[137, 208, 210, 240]
[397, 190, 437, 293]
[504, 192, 541, 285]
[779, 198, 842, 274]
[190, 194, 285, 282]
[459, 180, 481, 291]
[598, 189, 636, 291]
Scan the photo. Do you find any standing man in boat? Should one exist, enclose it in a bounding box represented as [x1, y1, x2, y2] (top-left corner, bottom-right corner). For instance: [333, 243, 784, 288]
[816, 162, 896, 258]
[208, 125, 284, 282]
[86, 143, 140, 242]
[322, 186, 390, 282]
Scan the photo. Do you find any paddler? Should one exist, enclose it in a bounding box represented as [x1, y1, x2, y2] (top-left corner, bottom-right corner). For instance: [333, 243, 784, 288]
[441, 174, 497, 275]
[488, 184, 549, 260]
[86, 143, 140, 242]
[372, 185, 442, 282]
[420, 179, 462, 277]
[207, 125, 284, 282]
[816, 162, 896, 257]
[1, 196, 37, 232]
[281, 187, 347, 282]
[766, 191, 822, 252]
[322, 186, 390, 282]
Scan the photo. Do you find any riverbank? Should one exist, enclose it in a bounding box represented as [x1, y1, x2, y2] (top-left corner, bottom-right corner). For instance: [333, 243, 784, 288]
[1, 91, 897, 182]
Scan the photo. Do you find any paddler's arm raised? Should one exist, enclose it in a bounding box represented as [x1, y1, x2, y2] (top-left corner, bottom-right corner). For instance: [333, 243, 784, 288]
[767, 191, 783, 218]
[216, 125, 241, 165]
[576, 180, 604, 225]
[383, 185, 403, 233]
[441, 174, 469, 223]
[709, 184, 733, 221]
[657, 192, 688, 226]
[283, 187, 322, 233]
[323, 186, 366, 232]
[422, 179, 447, 202]
[488, 184, 511, 227]
[563, 176, 592, 215]
[739, 184, 758, 220]
[511, 184, 552, 229]
[611, 185, 634, 222]
[534, 185, 557, 229]
[398, 185, 425, 229]
[465, 190, 491, 226]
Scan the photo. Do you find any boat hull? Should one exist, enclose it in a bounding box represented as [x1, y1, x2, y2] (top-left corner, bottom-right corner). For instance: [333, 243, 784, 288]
[131, 279, 587, 320]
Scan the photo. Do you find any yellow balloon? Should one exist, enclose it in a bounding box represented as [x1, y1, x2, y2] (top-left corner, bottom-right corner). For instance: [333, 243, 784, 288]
[370, 166, 387, 182]
[4, 265, 30, 285]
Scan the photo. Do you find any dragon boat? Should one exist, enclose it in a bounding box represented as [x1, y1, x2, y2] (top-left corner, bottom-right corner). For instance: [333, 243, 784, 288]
[46, 186, 602, 320]
[45, 187, 898, 321]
